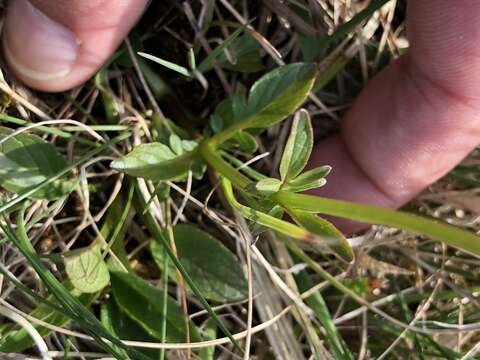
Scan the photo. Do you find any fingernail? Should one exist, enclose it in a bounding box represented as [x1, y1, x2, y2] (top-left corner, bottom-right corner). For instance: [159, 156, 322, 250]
[2, 0, 79, 81]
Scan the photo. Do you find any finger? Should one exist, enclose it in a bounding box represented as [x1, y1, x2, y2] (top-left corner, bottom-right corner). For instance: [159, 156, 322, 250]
[311, 1, 480, 231]
[2, 0, 148, 92]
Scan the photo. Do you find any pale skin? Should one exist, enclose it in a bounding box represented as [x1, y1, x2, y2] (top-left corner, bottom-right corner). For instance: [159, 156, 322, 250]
[3, 1, 480, 231]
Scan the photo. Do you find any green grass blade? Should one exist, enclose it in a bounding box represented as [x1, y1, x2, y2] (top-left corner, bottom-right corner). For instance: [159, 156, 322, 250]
[138, 52, 192, 77]
[197, 26, 244, 73]
[0, 113, 97, 147]
[294, 268, 354, 360]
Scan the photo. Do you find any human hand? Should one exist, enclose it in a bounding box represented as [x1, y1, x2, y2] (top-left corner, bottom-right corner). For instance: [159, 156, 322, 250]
[3, 1, 479, 230]
[310, 1, 480, 230]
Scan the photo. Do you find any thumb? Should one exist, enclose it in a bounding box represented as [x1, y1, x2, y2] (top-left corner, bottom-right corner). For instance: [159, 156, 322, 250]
[2, 0, 148, 92]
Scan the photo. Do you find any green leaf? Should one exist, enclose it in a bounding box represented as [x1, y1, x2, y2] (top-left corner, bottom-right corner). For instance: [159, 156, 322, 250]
[211, 63, 316, 136]
[283, 179, 326, 193]
[247, 63, 316, 128]
[155, 181, 171, 202]
[64, 243, 110, 294]
[209, 113, 224, 133]
[283, 165, 331, 192]
[199, 319, 217, 360]
[217, 34, 263, 73]
[101, 299, 161, 359]
[231, 131, 258, 153]
[0, 126, 76, 199]
[169, 134, 184, 155]
[287, 208, 354, 262]
[279, 109, 313, 182]
[254, 177, 282, 194]
[213, 92, 249, 131]
[110, 271, 200, 342]
[151, 224, 247, 302]
[0, 217, 131, 358]
[111, 143, 201, 181]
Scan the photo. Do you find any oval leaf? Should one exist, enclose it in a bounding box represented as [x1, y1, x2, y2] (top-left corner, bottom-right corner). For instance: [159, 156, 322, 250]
[111, 142, 199, 181]
[0, 126, 76, 199]
[151, 224, 247, 302]
[64, 244, 110, 294]
[212, 63, 316, 131]
[279, 109, 313, 182]
[288, 208, 354, 262]
[247, 63, 316, 128]
[110, 271, 200, 342]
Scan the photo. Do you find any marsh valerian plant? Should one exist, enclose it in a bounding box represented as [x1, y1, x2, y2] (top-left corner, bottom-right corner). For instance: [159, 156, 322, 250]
[112, 61, 480, 260]
[0, 1, 477, 357]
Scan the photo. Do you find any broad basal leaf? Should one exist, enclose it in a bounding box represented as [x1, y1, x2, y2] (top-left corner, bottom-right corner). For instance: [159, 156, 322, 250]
[0, 126, 76, 199]
[110, 271, 200, 342]
[151, 224, 247, 302]
[280, 109, 313, 182]
[64, 243, 110, 294]
[111, 142, 203, 181]
[288, 208, 354, 262]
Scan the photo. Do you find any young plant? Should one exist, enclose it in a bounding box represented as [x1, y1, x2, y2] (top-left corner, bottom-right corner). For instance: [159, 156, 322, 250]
[112, 62, 480, 261]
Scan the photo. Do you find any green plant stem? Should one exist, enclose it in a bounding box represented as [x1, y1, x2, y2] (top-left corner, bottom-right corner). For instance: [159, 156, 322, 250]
[205, 121, 252, 149]
[272, 191, 480, 257]
[199, 142, 251, 189]
[221, 178, 312, 241]
[201, 141, 480, 257]
[220, 151, 267, 181]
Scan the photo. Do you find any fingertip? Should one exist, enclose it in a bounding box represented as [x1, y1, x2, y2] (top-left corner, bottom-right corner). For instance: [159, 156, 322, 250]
[2, 0, 148, 92]
[3, 0, 80, 92]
